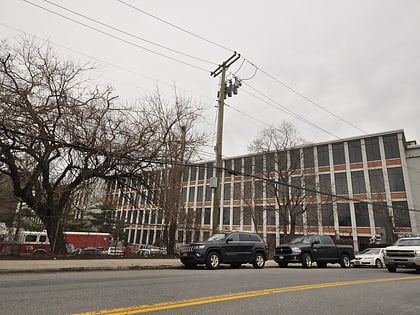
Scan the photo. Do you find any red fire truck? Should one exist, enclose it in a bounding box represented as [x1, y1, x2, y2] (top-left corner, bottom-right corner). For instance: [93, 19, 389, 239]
[0, 230, 112, 256]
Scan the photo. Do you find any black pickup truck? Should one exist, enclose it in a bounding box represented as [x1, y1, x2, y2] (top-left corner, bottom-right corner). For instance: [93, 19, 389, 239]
[274, 235, 354, 268]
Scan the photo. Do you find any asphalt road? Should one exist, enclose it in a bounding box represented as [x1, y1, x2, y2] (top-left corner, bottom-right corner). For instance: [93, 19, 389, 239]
[1, 266, 419, 315]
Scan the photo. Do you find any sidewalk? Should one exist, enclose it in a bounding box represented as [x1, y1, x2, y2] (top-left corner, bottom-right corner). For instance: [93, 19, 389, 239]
[0, 258, 279, 273]
[0, 258, 184, 273]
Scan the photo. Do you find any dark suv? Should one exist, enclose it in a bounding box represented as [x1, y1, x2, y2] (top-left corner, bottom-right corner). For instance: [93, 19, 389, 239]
[180, 231, 269, 270]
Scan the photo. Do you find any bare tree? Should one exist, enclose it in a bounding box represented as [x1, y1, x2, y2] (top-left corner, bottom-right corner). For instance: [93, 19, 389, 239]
[0, 38, 203, 255]
[248, 122, 308, 243]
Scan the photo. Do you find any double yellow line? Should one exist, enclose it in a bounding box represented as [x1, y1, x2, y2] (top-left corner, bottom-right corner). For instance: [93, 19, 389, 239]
[72, 275, 420, 315]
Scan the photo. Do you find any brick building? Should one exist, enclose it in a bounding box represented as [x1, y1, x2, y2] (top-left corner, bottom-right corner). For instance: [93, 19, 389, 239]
[111, 130, 420, 252]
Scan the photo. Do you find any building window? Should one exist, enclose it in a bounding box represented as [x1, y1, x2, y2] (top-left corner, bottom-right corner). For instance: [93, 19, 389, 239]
[197, 185, 204, 202]
[278, 151, 287, 171]
[243, 207, 251, 225]
[317, 145, 329, 167]
[223, 183, 231, 201]
[234, 182, 242, 200]
[348, 140, 362, 163]
[332, 143, 345, 165]
[198, 164, 205, 180]
[365, 137, 381, 161]
[255, 180, 263, 199]
[337, 203, 351, 226]
[266, 153, 275, 172]
[383, 134, 400, 159]
[204, 208, 211, 224]
[234, 158, 242, 174]
[222, 207, 230, 225]
[266, 206, 276, 225]
[304, 175, 316, 196]
[233, 207, 240, 225]
[354, 202, 370, 227]
[206, 162, 214, 179]
[190, 166, 197, 181]
[319, 173, 331, 195]
[244, 156, 253, 174]
[335, 173, 348, 195]
[388, 167, 405, 192]
[368, 169, 385, 193]
[243, 181, 252, 199]
[290, 149, 301, 170]
[306, 204, 318, 226]
[224, 159, 232, 177]
[255, 154, 264, 174]
[351, 171, 366, 194]
[291, 176, 302, 197]
[188, 187, 195, 202]
[303, 147, 314, 168]
[205, 185, 212, 201]
[255, 206, 264, 227]
[321, 203, 334, 226]
[392, 201, 411, 227]
[195, 208, 202, 226]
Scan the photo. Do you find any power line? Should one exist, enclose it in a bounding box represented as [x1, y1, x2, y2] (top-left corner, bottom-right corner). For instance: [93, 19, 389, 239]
[40, 0, 217, 67]
[254, 65, 368, 134]
[116, 1, 366, 136]
[21, 0, 210, 73]
[242, 82, 342, 140]
[116, 0, 234, 53]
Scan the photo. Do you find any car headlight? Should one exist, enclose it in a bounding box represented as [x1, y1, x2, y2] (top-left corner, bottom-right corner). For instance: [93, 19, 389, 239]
[415, 250, 420, 256]
[291, 247, 302, 253]
[197, 245, 206, 249]
[383, 250, 388, 256]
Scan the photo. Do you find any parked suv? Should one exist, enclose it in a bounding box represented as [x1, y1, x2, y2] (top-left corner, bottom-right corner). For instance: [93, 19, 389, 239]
[383, 237, 420, 273]
[180, 231, 269, 270]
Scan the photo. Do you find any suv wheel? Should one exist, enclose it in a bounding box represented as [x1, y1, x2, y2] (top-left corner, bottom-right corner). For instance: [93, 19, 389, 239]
[302, 253, 312, 268]
[252, 252, 265, 269]
[206, 251, 220, 270]
[387, 265, 397, 272]
[339, 254, 351, 268]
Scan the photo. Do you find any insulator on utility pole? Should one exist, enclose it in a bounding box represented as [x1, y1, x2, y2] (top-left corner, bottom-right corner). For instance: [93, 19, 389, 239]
[227, 80, 233, 97]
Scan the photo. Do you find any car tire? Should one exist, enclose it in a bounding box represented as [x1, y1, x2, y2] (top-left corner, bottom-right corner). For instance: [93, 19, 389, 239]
[387, 265, 397, 272]
[206, 251, 220, 270]
[302, 253, 312, 268]
[375, 259, 383, 269]
[278, 262, 288, 268]
[252, 252, 265, 269]
[339, 254, 351, 268]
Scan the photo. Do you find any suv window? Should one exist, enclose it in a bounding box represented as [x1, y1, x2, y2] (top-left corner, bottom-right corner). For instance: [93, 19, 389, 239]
[250, 234, 262, 242]
[239, 233, 251, 241]
[229, 233, 239, 241]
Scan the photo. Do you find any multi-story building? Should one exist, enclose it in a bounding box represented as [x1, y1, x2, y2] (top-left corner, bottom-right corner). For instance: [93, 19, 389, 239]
[111, 130, 420, 252]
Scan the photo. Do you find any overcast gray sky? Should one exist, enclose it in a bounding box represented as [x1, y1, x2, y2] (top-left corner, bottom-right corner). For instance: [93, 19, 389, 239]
[2, 0, 420, 160]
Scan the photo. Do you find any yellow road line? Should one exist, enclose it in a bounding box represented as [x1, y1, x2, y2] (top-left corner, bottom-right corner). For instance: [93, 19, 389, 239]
[71, 275, 420, 315]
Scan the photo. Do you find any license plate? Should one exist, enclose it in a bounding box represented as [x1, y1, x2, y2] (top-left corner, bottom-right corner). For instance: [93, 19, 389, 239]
[355, 261, 361, 265]
[182, 253, 188, 257]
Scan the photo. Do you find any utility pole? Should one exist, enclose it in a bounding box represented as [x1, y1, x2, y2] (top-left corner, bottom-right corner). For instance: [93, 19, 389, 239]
[210, 52, 241, 234]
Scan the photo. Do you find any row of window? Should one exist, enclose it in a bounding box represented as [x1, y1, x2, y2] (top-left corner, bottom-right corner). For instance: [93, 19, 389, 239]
[119, 166, 406, 208]
[118, 200, 411, 229]
[182, 134, 400, 182]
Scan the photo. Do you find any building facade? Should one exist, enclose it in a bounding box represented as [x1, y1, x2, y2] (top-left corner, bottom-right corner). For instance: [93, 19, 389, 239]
[111, 130, 420, 252]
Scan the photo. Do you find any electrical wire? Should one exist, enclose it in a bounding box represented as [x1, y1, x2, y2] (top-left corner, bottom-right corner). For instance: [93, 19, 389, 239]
[21, 0, 210, 73]
[40, 0, 217, 67]
[116, 0, 234, 53]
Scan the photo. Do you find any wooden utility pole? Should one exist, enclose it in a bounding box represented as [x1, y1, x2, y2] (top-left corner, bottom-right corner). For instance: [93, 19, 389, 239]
[210, 52, 240, 234]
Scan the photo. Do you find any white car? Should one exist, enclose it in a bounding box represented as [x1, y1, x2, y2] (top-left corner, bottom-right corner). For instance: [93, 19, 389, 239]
[351, 248, 385, 268]
[107, 247, 124, 256]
